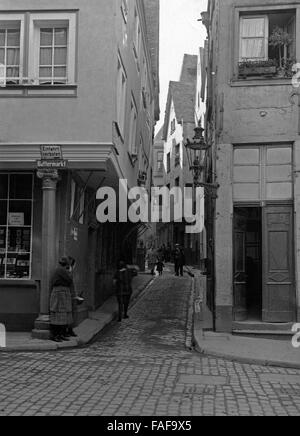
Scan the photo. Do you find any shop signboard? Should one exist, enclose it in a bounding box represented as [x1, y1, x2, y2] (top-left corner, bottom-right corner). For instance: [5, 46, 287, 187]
[8, 213, 24, 227]
[37, 145, 68, 169]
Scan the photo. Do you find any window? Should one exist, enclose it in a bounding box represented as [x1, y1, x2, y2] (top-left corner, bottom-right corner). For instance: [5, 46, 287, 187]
[175, 177, 180, 202]
[0, 12, 76, 87]
[238, 10, 296, 79]
[170, 119, 176, 135]
[38, 27, 68, 85]
[0, 27, 21, 84]
[240, 16, 269, 62]
[29, 12, 76, 85]
[0, 173, 33, 280]
[117, 56, 127, 138]
[129, 98, 138, 156]
[167, 153, 171, 174]
[157, 151, 164, 172]
[175, 144, 180, 166]
[0, 14, 24, 85]
[233, 145, 292, 201]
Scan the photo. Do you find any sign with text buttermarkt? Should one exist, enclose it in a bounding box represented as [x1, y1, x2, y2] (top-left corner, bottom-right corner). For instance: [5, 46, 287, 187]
[37, 145, 68, 169]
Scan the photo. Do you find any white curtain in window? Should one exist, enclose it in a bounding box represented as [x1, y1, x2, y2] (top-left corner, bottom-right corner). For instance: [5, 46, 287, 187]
[240, 17, 268, 61]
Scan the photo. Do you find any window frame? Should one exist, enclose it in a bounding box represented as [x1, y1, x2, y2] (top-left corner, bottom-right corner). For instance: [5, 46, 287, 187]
[0, 13, 25, 86]
[233, 4, 298, 82]
[167, 152, 171, 174]
[0, 173, 34, 281]
[128, 96, 138, 156]
[157, 151, 164, 172]
[117, 54, 127, 139]
[28, 12, 77, 86]
[239, 15, 269, 62]
[233, 144, 293, 203]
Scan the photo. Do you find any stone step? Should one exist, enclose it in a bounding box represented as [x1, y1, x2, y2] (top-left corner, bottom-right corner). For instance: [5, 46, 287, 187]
[233, 330, 294, 341]
[233, 321, 294, 332]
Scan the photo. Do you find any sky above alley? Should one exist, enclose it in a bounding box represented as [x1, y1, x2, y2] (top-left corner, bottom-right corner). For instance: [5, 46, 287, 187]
[157, 0, 208, 133]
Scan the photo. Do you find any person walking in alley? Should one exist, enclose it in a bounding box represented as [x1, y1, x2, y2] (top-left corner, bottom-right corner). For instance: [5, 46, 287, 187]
[156, 258, 164, 276]
[173, 244, 185, 277]
[146, 245, 157, 275]
[49, 257, 74, 342]
[113, 261, 135, 322]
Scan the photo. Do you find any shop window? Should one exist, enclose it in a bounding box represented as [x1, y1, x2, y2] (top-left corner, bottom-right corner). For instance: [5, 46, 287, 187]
[238, 10, 296, 79]
[0, 173, 33, 280]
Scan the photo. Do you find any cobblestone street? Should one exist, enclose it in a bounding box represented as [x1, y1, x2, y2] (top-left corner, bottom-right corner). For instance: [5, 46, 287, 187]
[0, 272, 300, 416]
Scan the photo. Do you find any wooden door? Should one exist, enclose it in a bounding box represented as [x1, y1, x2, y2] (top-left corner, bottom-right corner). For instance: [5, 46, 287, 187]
[262, 205, 295, 322]
[233, 209, 247, 321]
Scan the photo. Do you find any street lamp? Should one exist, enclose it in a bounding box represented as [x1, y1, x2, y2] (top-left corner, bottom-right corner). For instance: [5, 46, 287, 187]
[184, 126, 219, 198]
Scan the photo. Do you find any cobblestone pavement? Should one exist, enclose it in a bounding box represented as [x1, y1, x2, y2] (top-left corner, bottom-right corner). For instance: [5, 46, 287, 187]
[0, 271, 300, 416]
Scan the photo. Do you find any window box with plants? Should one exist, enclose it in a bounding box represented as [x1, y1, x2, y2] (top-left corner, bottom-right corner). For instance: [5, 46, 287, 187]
[269, 26, 295, 78]
[238, 60, 277, 78]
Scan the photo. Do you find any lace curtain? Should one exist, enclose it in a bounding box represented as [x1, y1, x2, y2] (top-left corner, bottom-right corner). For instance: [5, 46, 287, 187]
[240, 17, 267, 61]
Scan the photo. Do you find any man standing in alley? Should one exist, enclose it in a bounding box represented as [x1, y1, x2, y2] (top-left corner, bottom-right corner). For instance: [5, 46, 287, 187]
[114, 260, 136, 322]
[173, 244, 185, 277]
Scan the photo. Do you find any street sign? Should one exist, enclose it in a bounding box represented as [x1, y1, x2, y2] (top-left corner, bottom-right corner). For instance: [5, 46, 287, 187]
[37, 145, 68, 169]
[37, 160, 68, 169]
[40, 145, 63, 160]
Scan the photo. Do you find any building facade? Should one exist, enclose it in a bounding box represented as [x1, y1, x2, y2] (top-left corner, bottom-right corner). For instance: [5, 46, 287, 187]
[203, 0, 300, 333]
[153, 54, 204, 265]
[0, 0, 159, 334]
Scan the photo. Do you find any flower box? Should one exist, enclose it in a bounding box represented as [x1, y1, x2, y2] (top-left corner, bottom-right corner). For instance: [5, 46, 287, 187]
[239, 62, 277, 78]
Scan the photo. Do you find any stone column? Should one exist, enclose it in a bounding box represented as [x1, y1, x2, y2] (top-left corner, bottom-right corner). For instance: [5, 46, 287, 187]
[294, 140, 300, 322]
[32, 170, 59, 339]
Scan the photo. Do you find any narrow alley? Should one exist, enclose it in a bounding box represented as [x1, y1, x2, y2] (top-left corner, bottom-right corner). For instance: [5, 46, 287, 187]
[0, 271, 300, 416]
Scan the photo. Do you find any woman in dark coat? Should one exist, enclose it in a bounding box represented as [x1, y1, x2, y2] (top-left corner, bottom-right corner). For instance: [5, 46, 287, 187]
[50, 257, 74, 342]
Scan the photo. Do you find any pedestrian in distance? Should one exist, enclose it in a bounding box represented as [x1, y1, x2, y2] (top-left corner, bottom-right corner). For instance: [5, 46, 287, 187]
[146, 245, 157, 275]
[49, 256, 74, 342]
[156, 258, 164, 276]
[173, 244, 185, 277]
[113, 260, 136, 322]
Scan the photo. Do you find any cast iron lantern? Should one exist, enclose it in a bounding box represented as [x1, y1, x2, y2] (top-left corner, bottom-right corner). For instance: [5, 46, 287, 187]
[184, 126, 219, 197]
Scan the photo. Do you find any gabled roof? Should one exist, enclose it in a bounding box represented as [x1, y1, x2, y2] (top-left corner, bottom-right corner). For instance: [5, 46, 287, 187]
[162, 54, 197, 141]
[180, 54, 198, 83]
[154, 125, 164, 143]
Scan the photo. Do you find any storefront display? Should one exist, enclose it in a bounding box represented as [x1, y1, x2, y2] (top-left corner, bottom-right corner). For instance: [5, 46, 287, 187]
[0, 173, 33, 280]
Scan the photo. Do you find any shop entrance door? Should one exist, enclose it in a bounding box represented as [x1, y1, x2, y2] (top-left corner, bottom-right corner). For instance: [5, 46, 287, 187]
[234, 205, 295, 322]
[262, 205, 295, 322]
[234, 207, 262, 321]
